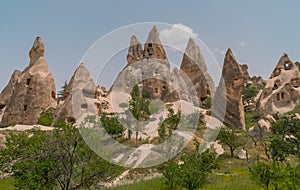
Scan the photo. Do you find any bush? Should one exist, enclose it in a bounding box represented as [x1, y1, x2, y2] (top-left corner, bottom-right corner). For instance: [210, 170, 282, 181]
[37, 109, 54, 126]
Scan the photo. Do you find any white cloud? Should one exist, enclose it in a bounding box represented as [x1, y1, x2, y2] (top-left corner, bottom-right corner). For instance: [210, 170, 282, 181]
[160, 23, 199, 52]
[239, 41, 246, 46]
[213, 48, 226, 56]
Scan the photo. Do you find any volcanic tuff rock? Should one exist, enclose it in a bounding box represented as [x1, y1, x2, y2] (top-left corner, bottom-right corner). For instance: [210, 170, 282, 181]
[213, 49, 245, 130]
[0, 70, 22, 106]
[1, 37, 56, 125]
[127, 35, 143, 65]
[256, 53, 300, 114]
[180, 38, 215, 101]
[143, 26, 168, 65]
[53, 63, 97, 125]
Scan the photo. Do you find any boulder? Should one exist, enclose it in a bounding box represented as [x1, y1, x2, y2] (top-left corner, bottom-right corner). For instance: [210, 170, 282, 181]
[1, 37, 56, 125]
[237, 149, 250, 160]
[256, 53, 300, 114]
[213, 49, 245, 130]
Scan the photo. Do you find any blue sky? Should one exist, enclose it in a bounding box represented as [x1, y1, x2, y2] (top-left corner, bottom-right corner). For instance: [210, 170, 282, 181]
[1, 1, 300, 91]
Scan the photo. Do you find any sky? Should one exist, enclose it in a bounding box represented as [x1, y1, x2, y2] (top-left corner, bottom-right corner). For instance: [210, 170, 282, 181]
[1, 1, 300, 91]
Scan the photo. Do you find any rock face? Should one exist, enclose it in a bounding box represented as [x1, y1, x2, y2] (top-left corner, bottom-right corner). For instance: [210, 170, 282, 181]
[143, 26, 168, 63]
[1, 37, 56, 125]
[53, 63, 97, 124]
[0, 70, 22, 106]
[214, 49, 245, 130]
[127, 35, 143, 65]
[180, 38, 215, 101]
[256, 53, 300, 114]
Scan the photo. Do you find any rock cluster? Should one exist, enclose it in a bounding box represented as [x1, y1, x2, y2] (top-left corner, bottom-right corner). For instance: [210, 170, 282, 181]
[53, 63, 97, 125]
[256, 53, 300, 114]
[1, 37, 56, 125]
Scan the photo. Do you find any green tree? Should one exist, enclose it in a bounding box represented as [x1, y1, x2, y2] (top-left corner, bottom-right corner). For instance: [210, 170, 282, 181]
[129, 84, 150, 147]
[158, 108, 180, 141]
[161, 158, 179, 190]
[177, 150, 219, 190]
[57, 80, 68, 99]
[37, 109, 54, 126]
[0, 122, 123, 190]
[217, 126, 244, 157]
[100, 113, 124, 138]
[249, 162, 272, 190]
[242, 86, 259, 104]
[270, 115, 300, 161]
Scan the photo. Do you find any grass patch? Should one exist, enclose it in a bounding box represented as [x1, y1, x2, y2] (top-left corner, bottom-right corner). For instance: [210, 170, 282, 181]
[0, 178, 13, 190]
[111, 177, 169, 190]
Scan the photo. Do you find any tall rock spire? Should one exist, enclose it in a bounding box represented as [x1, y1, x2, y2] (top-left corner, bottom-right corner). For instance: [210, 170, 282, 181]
[143, 26, 168, 62]
[29, 36, 45, 66]
[180, 38, 214, 102]
[127, 35, 143, 65]
[1, 37, 56, 125]
[213, 48, 245, 130]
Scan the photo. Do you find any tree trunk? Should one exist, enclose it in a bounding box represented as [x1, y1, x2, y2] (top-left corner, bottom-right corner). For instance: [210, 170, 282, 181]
[135, 131, 138, 147]
[230, 146, 234, 157]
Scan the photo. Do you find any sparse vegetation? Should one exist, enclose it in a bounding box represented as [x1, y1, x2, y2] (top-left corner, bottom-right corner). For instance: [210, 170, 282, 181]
[37, 108, 54, 126]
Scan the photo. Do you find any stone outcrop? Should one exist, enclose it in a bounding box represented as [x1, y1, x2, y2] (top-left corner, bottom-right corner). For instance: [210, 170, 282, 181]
[240, 64, 250, 82]
[143, 26, 168, 64]
[53, 63, 97, 124]
[213, 49, 245, 130]
[1, 37, 56, 125]
[0, 70, 22, 107]
[256, 53, 300, 114]
[127, 35, 143, 65]
[180, 38, 215, 101]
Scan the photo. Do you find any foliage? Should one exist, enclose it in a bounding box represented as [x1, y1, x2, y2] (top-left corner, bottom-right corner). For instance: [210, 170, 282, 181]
[100, 113, 125, 138]
[270, 114, 300, 161]
[249, 162, 300, 190]
[158, 108, 180, 141]
[0, 123, 123, 190]
[0, 122, 16, 128]
[161, 144, 219, 190]
[201, 97, 212, 109]
[57, 80, 68, 98]
[177, 150, 219, 190]
[217, 126, 245, 157]
[161, 158, 179, 190]
[129, 84, 150, 146]
[242, 86, 259, 104]
[37, 109, 54, 126]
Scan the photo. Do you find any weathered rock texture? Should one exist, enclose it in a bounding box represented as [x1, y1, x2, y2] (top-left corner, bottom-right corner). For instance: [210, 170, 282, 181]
[180, 38, 215, 101]
[143, 26, 168, 63]
[0, 70, 22, 106]
[1, 37, 56, 125]
[53, 63, 97, 124]
[256, 53, 300, 114]
[127, 35, 143, 65]
[214, 49, 245, 130]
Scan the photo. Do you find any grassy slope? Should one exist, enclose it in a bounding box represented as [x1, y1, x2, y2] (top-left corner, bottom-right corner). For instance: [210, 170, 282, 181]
[0, 179, 13, 190]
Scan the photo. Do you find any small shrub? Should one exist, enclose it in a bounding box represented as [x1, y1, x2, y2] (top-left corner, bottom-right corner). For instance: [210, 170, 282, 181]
[37, 109, 54, 126]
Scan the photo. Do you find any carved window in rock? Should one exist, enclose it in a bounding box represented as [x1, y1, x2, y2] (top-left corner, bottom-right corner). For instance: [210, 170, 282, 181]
[155, 88, 159, 93]
[291, 78, 300, 88]
[162, 85, 166, 90]
[284, 62, 292, 70]
[26, 78, 31, 86]
[52, 91, 56, 99]
[24, 105, 28, 111]
[273, 80, 281, 90]
[281, 92, 285, 99]
[231, 78, 243, 87]
[273, 68, 281, 77]
[276, 93, 280, 101]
